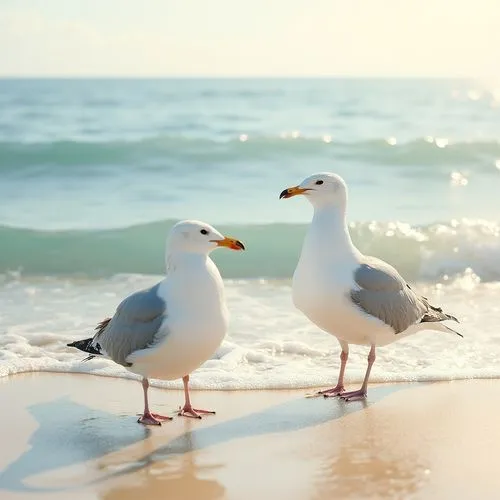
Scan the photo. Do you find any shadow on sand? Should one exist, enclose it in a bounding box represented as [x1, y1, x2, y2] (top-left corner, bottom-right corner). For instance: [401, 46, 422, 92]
[0, 383, 424, 493]
[0, 396, 151, 492]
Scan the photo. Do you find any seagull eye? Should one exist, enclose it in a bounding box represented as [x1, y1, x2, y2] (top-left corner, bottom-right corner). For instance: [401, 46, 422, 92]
[315, 180, 324, 185]
[200, 229, 209, 235]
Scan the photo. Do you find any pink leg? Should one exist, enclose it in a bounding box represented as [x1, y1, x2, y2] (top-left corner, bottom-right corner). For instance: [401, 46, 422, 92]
[319, 349, 349, 397]
[178, 375, 216, 419]
[340, 345, 376, 401]
[137, 378, 173, 425]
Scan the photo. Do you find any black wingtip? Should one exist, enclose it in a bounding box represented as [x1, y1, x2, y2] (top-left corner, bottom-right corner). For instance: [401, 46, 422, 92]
[67, 338, 102, 356]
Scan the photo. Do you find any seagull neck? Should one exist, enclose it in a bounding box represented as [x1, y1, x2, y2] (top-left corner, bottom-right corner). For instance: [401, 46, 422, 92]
[163, 251, 225, 311]
[309, 205, 358, 259]
[166, 251, 209, 273]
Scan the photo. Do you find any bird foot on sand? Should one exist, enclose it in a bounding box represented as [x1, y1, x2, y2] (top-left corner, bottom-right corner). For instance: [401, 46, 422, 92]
[178, 405, 216, 419]
[306, 385, 345, 398]
[137, 412, 173, 425]
[321, 385, 345, 398]
[339, 389, 367, 401]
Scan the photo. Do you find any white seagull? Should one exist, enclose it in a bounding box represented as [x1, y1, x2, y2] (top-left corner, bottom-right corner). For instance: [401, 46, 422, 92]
[68, 220, 245, 424]
[280, 172, 461, 401]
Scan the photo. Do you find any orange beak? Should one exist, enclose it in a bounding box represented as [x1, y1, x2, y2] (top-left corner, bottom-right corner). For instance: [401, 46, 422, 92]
[279, 186, 309, 199]
[211, 236, 245, 251]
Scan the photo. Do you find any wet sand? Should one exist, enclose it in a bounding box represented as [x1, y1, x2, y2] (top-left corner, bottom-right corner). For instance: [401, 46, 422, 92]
[0, 373, 498, 500]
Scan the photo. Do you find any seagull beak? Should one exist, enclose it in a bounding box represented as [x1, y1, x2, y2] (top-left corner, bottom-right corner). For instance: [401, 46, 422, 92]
[212, 236, 245, 251]
[279, 186, 309, 199]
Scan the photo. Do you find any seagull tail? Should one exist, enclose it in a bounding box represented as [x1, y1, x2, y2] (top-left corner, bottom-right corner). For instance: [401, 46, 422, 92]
[423, 320, 463, 338]
[67, 337, 103, 361]
[439, 322, 463, 338]
[420, 305, 462, 337]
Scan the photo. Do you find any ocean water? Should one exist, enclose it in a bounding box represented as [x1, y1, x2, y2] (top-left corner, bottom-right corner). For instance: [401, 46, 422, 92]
[1, 78, 500, 389]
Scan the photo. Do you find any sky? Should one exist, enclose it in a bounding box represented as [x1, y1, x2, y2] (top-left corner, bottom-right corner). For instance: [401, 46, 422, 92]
[0, 0, 499, 77]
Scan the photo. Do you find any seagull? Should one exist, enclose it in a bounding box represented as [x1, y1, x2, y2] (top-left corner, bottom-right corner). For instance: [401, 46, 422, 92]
[280, 172, 461, 401]
[68, 220, 245, 424]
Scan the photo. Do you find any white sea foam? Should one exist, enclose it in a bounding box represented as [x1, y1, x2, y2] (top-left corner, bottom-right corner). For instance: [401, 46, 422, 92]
[1, 274, 499, 389]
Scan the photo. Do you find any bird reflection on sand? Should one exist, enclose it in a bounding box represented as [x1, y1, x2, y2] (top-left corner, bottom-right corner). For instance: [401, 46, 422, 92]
[312, 400, 430, 499]
[99, 433, 225, 500]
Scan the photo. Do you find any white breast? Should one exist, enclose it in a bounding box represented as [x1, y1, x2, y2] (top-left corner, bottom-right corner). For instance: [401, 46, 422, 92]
[131, 256, 229, 380]
[292, 209, 393, 346]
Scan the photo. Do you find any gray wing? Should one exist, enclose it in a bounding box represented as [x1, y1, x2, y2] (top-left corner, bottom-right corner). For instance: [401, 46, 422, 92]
[350, 256, 456, 334]
[94, 283, 167, 366]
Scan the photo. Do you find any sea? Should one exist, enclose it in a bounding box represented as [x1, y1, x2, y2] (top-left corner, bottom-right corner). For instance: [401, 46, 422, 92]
[1, 78, 500, 389]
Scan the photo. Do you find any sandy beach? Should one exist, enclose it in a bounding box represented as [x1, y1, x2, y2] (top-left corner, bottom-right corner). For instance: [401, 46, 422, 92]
[0, 373, 498, 499]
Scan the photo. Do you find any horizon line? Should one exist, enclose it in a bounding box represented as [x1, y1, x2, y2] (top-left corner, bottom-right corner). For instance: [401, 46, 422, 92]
[0, 74, 485, 80]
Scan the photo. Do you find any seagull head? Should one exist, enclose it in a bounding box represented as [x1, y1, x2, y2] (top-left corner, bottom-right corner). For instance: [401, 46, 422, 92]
[279, 172, 348, 209]
[167, 220, 245, 255]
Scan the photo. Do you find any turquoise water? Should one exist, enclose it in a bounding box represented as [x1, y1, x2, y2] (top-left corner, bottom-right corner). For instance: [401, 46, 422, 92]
[1, 78, 500, 279]
[1, 78, 499, 387]
[1, 78, 500, 230]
